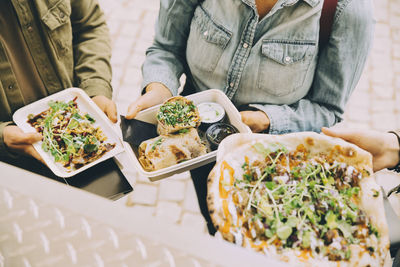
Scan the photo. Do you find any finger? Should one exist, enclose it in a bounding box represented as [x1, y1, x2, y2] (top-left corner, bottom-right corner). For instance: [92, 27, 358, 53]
[11, 132, 43, 146]
[125, 101, 142, 119]
[25, 146, 46, 165]
[240, 111, 250, 122]
[321, 127, 365, 147]
[105, 101, 118, 123]
[126, 95, 153, 119]
[321, 127, 352, 140]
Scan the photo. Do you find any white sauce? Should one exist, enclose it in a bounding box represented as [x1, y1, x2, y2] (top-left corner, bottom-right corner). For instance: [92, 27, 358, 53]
[223, 169, 231, 184]
[198, 102, 225, 123]
[255, 167, 262, 179]
[346, 166, 355, 176]
[237, 193, 243, 204]
[232, 230, 243, 246]
[330, 241, 341, 250]
[273, 174, 289, 184]
[228, 201, 238, 224]
[250, 228, 257, 239]
[52, 117, 59, 126]
[309, 204, 315, 212]
[324, 162, 330, 170]
[255, 219, 263, 230]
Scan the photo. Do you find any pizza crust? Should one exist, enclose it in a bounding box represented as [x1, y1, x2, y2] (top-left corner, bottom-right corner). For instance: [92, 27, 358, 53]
[207, 132, 389, 267]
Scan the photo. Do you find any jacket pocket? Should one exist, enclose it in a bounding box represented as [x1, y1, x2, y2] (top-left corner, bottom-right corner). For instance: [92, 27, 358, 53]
[186, 6, 232, 72]
[257, 40, 316, 97]
[40, 0, 72, 59]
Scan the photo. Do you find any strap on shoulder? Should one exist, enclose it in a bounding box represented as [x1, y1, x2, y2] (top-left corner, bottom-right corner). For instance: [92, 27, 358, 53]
[319, 0, 339, 49]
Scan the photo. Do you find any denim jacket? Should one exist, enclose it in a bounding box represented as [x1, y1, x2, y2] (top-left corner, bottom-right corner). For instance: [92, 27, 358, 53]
[142, 0, 374, 134]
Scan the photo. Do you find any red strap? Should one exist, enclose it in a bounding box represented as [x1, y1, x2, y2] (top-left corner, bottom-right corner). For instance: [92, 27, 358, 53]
[319, 0, 338, 48]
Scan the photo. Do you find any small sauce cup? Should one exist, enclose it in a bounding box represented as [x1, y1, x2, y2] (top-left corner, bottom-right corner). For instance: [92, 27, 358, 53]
[206, 123, 239, 150]
[198, 102, 225, 130]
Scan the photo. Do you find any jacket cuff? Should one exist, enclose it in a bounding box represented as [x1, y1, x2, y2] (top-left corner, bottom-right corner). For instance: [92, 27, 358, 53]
[0, 121, 19, 159]
[79, 78, 113, 99]
[249, 104, 290, 135]
[141, 71, 180, 97]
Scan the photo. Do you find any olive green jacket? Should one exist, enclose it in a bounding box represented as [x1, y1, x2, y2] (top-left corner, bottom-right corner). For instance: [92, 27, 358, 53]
[0, 0, 112, 158]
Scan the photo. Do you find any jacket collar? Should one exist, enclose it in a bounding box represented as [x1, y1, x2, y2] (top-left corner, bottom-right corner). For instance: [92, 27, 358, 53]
[242, 0, 320, 8]
[302, 0, 321, 8]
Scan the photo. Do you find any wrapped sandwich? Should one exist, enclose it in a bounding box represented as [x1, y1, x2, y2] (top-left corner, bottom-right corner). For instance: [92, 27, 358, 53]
[138, 128, 206, 171]
[156, 96, 201, 135]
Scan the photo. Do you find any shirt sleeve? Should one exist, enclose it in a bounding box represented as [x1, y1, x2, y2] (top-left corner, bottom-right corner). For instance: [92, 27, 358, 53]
[70, 0, 113, 99]
[252, 0, 375, 134]
[141, 0, 200, 96]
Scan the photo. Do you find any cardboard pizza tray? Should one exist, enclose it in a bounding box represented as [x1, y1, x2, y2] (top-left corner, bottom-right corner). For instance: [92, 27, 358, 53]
[123, 89, 252, 181]
[13, 88, 124, 178]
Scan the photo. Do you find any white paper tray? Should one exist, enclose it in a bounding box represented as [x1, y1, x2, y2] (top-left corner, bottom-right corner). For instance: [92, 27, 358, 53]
[125, 89, 251, 181]
[13, 88, 124, 178]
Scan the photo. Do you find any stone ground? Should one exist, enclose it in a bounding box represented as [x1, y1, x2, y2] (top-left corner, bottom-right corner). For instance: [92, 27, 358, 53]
[98, 0, 400, 234]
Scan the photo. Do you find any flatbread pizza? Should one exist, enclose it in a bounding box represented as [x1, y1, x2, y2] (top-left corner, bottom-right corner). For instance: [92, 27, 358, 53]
[207, 132, 389, 266]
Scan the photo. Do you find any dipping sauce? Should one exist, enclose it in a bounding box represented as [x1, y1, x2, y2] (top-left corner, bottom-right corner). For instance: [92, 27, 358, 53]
[198, 102, 225, 124]
[206, 123, 239, 150]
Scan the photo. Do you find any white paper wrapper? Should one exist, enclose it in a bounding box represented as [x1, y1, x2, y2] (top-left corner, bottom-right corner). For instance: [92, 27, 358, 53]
[13, 88, 124, 178]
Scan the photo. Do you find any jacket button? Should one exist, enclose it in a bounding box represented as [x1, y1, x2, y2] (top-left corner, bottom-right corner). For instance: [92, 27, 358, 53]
[284, 56, 291, 63]
[26, 23, 33, 32]
[203, 31, 208, 36]
[243, 43, 249, 49]
[229, 82, 234, 87]
[60, 12, 65, 18]
[8, 84, 14, 90]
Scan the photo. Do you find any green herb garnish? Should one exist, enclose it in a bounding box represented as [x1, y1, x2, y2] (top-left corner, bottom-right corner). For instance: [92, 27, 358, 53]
[151, 138, 164, 150]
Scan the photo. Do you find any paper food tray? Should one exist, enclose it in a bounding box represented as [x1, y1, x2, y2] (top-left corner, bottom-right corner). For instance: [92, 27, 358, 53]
[125, 89, 251, 181]
[13, 88, 124, 178]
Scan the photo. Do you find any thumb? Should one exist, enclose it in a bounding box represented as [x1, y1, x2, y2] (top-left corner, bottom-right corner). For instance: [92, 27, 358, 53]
[321, 127, 356, 143]
[321, 127, 340, 137]
[105, 101, 118, 123]
[126, 100, 143, 120]
[17, 132, 43, 145]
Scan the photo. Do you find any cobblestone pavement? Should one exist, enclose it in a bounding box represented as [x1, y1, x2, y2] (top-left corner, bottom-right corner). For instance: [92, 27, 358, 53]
[98, 0, 400, 234]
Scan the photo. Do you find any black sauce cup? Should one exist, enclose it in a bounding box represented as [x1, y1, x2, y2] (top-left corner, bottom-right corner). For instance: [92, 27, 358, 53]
[205, 123, 239, 150]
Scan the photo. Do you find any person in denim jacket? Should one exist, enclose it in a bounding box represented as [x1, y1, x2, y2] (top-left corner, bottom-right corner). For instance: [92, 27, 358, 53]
[126, 0, 374, 234]
[127, 0, 374, 135]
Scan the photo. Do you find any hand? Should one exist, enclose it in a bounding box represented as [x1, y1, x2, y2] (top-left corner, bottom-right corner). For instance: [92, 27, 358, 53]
[3, 125, 44, 164]
[322, 127, 400, 172]
[125, 82, 172, 119]
[240, 110, 270, 133]
[92, 95, 118, 123]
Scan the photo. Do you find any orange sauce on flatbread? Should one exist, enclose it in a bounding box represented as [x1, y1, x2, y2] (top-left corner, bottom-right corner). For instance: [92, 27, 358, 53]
[237, 215, 242, 226]
[250, 240, 267, 250]
[221, 199, 232, 233]
[298, 249, 310, 262]
[219, 161, 235, 199]
[296, 144, 307, 153]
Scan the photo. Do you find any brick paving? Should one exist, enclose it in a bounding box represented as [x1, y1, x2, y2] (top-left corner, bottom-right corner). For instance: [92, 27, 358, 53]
[99, 0, 400, 234]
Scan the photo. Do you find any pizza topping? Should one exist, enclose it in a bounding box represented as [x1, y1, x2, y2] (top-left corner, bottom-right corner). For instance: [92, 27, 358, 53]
[221, 142, 380, 262]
